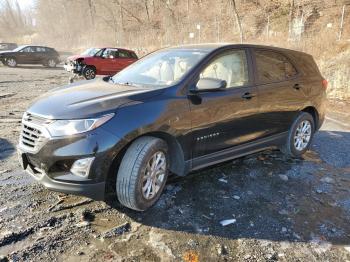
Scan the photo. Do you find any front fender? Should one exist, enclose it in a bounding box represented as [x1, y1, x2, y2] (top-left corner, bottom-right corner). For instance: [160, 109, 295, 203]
[100, 94, 192, 161]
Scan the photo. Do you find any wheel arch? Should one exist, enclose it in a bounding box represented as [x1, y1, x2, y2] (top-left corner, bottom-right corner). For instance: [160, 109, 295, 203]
[104, 131, 187, 197]
[301, 106, 319, 129]
[83, 64, 96, 71]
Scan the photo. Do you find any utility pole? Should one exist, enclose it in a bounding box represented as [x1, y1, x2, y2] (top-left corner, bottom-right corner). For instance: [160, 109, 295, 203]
[197, 23, 201, 43]
[216, 17, 220, 42]
[266, 15, 270, 39]
[338, 5, 345, 41]
[119, 0, 123, 45]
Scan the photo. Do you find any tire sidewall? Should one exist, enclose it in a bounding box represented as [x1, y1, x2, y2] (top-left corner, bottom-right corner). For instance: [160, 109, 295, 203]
[288, 112, 315, 157]
[130, 140, 168, 211]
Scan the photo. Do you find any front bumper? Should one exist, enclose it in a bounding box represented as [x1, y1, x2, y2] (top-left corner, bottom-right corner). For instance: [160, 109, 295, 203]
[17, 127, 126, 200]
[19, 153, 105, 200]
[64, 62, 82, 74]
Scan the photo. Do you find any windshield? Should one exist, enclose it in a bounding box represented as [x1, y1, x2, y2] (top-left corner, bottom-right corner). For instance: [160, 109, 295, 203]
[111, 49, 208, 88]
[81, 48, 100, 56]
[12, 45, 25, 52]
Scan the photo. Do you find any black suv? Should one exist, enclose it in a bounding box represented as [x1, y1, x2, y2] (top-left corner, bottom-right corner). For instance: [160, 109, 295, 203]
[0, 45, 60, 67]
[17, 44, 327, 211]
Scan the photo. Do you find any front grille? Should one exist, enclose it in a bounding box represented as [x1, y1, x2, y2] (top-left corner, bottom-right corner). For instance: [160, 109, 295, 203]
[21, 124, 43, 148]
[19, 113, 52, 152]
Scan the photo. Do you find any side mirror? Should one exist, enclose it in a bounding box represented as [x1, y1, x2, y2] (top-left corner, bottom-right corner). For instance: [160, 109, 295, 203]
[103, 75, 112, 82]
[193, 78, 227, 92]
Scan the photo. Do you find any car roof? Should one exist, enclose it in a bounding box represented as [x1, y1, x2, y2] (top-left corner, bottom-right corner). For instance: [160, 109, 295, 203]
[165, 43, 309, 56]
[101, 47, 135, 52]
[16, 45, 51, 49]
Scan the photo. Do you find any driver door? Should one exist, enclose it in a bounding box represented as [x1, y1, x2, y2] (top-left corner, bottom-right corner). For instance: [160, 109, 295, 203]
[18, 46, 35, 64]
[188, 48, 261, 159]
[99, 48, 118, 75]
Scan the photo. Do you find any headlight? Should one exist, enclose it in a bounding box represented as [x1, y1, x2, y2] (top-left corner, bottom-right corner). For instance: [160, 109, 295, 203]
[46, 113, 114, 137]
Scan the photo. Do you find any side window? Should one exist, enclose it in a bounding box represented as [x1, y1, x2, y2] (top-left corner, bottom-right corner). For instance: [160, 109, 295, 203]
[200, 50, 249, 88]
[102, 49, 118, 58]
[118, 50, 131, 58]
[36, 47, 46, 52]
[255, 50, 297, 83]
[22, 47, 35, 53]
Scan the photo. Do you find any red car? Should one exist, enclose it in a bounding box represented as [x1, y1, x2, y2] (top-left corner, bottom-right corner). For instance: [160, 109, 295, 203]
[64, 47, 138, 80]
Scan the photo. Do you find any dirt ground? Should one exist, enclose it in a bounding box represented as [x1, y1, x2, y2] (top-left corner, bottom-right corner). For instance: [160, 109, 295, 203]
[0, 65, 349, 262]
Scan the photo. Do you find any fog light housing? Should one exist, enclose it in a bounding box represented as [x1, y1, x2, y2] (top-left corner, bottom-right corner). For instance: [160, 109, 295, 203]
[70, 157, 95, 177]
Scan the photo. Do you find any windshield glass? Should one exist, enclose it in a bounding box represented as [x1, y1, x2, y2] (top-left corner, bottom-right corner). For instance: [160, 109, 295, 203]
[111, 49, 208, 88]
[81, 48, 100, 56]
[12, 45, 25, 52]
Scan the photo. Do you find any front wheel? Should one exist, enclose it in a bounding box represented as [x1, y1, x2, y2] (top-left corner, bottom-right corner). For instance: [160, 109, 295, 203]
[6, 58, 17, 67]
[82, 66, 96, 80]
[116, 137, 169, 211]
[282, 112, 315, 157]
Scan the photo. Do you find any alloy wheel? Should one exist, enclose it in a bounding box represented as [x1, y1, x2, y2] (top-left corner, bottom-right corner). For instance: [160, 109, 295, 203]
[48, 59, 56, 67]
[7, 58, 16, 67]
[294, 120, 312, 151]
[142, 151, 167, 200]
[85, 69, 95, 79]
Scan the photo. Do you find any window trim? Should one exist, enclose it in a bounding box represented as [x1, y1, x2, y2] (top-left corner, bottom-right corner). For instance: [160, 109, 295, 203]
[252, 48, 300, 85]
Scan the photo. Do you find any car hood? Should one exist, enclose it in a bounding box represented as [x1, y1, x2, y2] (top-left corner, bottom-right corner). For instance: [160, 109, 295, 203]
[66, 54, 91, 61]
[0, 51, 12, 55]
[27, 79, 163, 119]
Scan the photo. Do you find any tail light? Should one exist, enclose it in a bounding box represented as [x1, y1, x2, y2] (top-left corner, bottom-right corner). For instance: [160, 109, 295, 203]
[322, 79, 328, 90]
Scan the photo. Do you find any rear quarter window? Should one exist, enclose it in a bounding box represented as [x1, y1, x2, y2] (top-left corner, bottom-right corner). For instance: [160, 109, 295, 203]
[130, 51, 138, 59]
[118, 50, 137, 59]
[255, 50, 297, 83]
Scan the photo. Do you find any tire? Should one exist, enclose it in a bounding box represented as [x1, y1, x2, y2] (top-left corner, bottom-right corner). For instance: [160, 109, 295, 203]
[82, 66, 96, 80]
[282, 112, 315, 158]
[116, 136, 169, 211]
[46, 59, 57, 68]
[6, 57, 17, 67]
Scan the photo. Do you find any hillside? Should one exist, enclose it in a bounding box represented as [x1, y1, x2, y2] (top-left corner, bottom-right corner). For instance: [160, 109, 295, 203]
[1, 0, 350, 98]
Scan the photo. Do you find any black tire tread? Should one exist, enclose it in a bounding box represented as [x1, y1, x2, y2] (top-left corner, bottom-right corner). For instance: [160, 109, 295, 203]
[116, 136, 166, 211]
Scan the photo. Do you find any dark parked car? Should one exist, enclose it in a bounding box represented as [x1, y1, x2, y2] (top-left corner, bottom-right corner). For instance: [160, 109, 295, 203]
[0, 45, 60, 67]
[17, 44, 327, 211]
[0, 42, 17, 51]
[64, 47, 138, 80]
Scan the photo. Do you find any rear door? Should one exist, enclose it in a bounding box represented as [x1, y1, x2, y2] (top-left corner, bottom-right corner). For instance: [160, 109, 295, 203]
[188, 48, 261, 158]
[252, 49, 306, 136]
[113, 50, 137, 73]
[34, 47, 47, 63]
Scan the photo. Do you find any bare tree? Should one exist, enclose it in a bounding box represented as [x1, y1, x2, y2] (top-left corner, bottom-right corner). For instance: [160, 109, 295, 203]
[229, 0, 244, 43]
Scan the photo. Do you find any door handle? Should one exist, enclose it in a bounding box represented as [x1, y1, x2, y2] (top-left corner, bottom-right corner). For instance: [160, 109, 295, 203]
[293, 83, 301, 90]
[241, 92, 255, 99]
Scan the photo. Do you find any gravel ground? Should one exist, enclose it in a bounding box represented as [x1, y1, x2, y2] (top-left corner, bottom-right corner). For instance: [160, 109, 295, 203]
[0, 65, 349, 262]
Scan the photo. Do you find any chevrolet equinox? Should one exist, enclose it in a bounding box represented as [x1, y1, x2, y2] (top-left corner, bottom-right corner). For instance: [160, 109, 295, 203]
[17, 44, 327, 211]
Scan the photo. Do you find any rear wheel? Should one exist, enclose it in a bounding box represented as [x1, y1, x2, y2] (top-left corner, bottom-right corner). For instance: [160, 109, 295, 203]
[282, 112, 315, 157]
[6, 58, 17, 67]
[82, 66, 96, 80]
[46, 58, 57, 68]
[116, 136, 169, 211]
